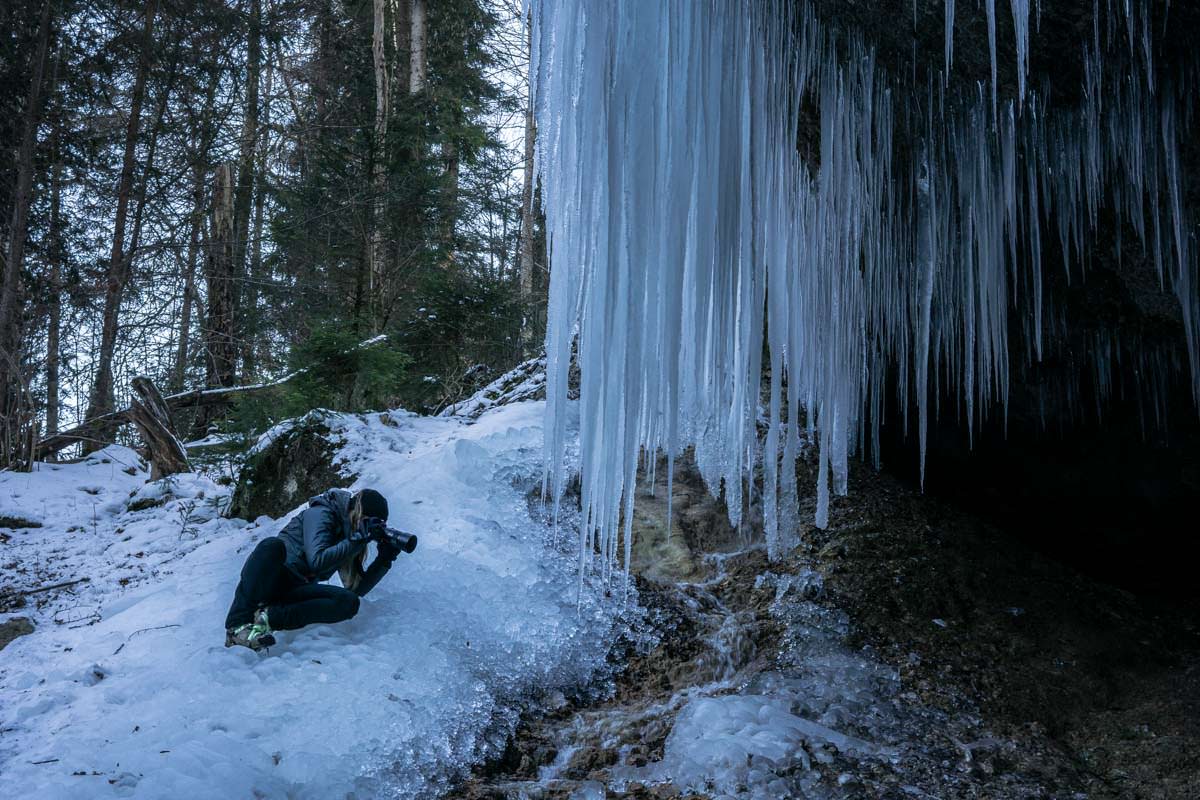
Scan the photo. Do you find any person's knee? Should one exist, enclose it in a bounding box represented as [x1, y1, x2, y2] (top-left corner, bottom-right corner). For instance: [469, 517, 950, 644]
[341, 593, 360, 619]
[241, 537, 285, 581]
[253, 537, 286, 560]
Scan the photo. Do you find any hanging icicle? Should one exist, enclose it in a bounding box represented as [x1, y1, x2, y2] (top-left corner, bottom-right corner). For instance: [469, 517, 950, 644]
[530, 0, 1200, 579]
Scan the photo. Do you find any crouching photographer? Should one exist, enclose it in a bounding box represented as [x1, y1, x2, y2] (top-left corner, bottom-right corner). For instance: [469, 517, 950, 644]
[223, 488, 416, 653]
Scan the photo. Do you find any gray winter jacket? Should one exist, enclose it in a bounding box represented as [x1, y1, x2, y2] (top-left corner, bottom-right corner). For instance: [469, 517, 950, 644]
[278, 488, 367, 582]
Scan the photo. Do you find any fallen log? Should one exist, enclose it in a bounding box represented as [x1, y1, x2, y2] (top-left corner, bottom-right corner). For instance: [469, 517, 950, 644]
[31, 382, 278, 459]
[31, 334, 391, 459]
[32, 409, 130, 457]
[0, 576, 91, 602]
[127, 377, 190, 479]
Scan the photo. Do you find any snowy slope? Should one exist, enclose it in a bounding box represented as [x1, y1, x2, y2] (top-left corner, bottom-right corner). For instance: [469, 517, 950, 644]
[0, 401, 629, 799]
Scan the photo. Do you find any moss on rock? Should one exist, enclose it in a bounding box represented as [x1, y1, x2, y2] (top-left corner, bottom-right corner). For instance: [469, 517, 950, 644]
[228, 414, 356, 521]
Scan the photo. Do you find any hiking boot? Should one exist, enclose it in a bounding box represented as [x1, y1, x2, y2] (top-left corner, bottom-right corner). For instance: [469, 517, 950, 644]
[224, 608, 275, 652]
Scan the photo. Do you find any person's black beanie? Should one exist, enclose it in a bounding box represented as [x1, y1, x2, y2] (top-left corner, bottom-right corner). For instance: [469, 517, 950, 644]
[357, 488, 389, 521]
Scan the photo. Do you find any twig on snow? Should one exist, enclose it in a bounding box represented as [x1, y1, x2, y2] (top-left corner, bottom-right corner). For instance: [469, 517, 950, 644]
[0, 576, 90, 602]
[113, 623, 181, 655]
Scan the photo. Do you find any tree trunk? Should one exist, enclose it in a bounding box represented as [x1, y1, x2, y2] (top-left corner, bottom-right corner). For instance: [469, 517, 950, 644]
[123, 57, 175, 285]
[84, 0, 159, 441]
[0, 0, 53, 464]
[46, 134, 64, 446]
[128, 377, 190, 480]
[392, 0, 411, 83]
[243, 56, 272, 378]
[204, 163, 238, 394]
[174, 63, 222, 393]
[173, 165, 205, 392]
[370, 0, 390, 330]
[518, 109, 536, 300]
[233, 0, 262, 376]
[315, 0, 333, 125]
[409, 0, 427, 94]
[442, 140, 459, 260]
[518, 20, 538, 351]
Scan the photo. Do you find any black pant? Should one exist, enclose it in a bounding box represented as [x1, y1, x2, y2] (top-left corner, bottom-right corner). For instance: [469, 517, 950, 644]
[224, 537, 360, 631]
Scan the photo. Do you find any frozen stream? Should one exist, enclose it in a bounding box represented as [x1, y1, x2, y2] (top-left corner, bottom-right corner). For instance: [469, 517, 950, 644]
[466, 526, 1064, 800]
[476, 549, 912, 800]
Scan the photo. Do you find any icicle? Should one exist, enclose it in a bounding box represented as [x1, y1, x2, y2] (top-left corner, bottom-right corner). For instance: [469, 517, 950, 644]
[986, 0, 998, 123]
[916, 144, 937, 488]
[944, 0, 955, 75]
[530, 0, 1200, 578]
[1011, 0, 1031, 110]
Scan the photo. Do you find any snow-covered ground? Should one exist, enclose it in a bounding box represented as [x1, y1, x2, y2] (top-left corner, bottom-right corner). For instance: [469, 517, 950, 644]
[0, 401, 630, 798]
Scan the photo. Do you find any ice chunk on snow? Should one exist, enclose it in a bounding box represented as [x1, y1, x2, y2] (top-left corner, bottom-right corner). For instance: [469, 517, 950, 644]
[638, 690, 886, 799]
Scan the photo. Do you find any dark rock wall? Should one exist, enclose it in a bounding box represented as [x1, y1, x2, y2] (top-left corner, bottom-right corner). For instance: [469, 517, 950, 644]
[794, 0, 1200, 594]
[805, 1, 1196, 105]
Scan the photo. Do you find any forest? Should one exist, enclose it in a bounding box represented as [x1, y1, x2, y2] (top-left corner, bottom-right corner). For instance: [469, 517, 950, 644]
[1, 0, 542, 466]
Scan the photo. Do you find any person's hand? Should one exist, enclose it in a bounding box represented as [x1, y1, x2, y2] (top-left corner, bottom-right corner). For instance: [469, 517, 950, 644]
[376, 537, 402, 561]
[351, 516, 385, 543]
[365, 517, 388, 541]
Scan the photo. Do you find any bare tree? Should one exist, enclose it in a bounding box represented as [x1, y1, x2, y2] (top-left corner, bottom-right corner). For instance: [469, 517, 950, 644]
[243, 56, 273, 376]
[370, 0, 390, 330]
[173, 166, 206, 392]
[45, 93, 65, 446]
[204, 163, 238, 393]
[516, 9, 539, 351]
[409, 0, 427, 93]
[174, 62, 223, 391]
[232, 0, 262, 368]
[84, 0, 160, 445]
[0, 0, 54, 464]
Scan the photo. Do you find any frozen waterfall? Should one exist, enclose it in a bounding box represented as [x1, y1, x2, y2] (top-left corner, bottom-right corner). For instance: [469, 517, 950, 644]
[530, 0, 1199, 572]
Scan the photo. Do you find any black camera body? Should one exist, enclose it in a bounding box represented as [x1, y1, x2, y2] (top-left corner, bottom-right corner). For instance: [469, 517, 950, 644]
[362, 516, 418, 554]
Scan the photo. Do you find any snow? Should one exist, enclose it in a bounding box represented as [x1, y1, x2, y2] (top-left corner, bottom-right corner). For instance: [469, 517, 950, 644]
[439, 357, 547, 420]
[530, 0, 1199, 566]
[247, 409, 338, 457]
[183, 433, 239, 449]
[1, 401, 633, 798]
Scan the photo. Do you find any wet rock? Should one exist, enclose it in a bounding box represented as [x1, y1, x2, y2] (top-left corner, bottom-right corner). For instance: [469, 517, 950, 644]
[452, 438, 1200, 800]
[628, 451, 745, 583]
[0, 616, 35, 650]
[228, 412, 355, 520]
[566, 746, 618, 778]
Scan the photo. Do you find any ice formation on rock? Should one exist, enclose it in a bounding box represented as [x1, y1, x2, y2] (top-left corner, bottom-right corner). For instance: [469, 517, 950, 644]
[530, 0, 1199, 568]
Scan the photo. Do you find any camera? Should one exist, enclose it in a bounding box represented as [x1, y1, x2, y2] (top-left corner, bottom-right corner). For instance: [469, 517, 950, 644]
[381, 526, 418, 554]
[363, 516, 418, 554]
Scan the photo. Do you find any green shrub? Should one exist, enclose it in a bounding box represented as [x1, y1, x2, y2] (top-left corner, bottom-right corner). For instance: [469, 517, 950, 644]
[229, 331, 410, 434]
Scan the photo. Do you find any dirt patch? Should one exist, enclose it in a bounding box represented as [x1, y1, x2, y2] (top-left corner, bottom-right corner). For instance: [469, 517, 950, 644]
[790, 456, 1200, 799]
[0, 516, 42, 529]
